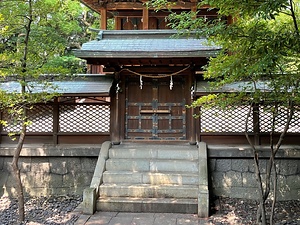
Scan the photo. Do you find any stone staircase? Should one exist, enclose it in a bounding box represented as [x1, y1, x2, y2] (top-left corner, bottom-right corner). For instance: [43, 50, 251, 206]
[96, 143, 200, 213]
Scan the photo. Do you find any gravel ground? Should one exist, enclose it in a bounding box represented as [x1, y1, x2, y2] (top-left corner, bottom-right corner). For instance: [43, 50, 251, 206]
[209, 197, 300, 225]
[0, 195, 299, 225]
[0, 195, 82, 225]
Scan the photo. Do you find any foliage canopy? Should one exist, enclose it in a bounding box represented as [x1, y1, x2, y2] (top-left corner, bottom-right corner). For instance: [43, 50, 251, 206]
[149, 1, 299, 224]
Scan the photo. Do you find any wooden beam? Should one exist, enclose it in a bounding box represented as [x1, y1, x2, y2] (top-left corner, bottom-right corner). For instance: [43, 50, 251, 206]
[100, 8, 107, 30]
[120, 66, 191, 74]
[142, 7, 149, 30]
[106, 2, 143, 10]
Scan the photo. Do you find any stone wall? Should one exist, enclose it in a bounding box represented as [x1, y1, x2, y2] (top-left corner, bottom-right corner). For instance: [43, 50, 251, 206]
[208, 146, 300, 200]
[0, 145, 99, 197]
[0, 144, 299, 200]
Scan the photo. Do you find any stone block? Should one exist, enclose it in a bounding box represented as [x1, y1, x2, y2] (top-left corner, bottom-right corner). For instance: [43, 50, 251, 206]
[81, 157, 97, 173]
[231, 159, 251, 172]
[20, 172, 35, 188]
[225, 171, 242, 187]
[50, 187, 71, 196]
[249, 159, 267, 174]
[150, 160, 198, 173]
[211, 171, 224, 188]
[286, 174, 300, 189]
[100, 184, 197, 198]
[104, 171, 143, 184]
[66, 158, 81, 173]
[242, 172, 257, 188]
[100, 141, 111, 160]
[278, 160, 298, 175]
[142, 173, 198, 185]
[3, 158, 13, 172]
[74, 215, 91, 225]
[49, 158, 68, 175]
[62, 174, 76, 188]
[5, 173, 16, 188]
[132, 216, 155, 225]
[98, 199, 143, 213]
[48, 173, 63, 188]
[31, 158, 50, 173]
[90, 157, 106, 189]
[215, 159, 231, 172]
[109, 148, 157, 159]
[157, 149, 198, 160]
[106, 159, 150, 171]
[25, 187, 49, 196]
[0, 171, 8, 195]
[228, 187, 258, 199]
[18, 157, 31, 172]
[109, 217, 134, 225]
[0, 157, 4, 170]
[276, 189, 300, 201]
[74, 172, 93, 187]
[198, 188, 209, 218]
[208, 159, 216, 172]
[83, 187, 96, 215]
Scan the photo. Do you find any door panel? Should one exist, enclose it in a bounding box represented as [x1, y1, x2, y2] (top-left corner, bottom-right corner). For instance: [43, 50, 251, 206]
[125, 77, 186, 140]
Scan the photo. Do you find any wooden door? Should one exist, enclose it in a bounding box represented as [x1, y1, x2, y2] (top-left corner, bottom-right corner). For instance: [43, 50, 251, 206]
[125, 77, 186, 140]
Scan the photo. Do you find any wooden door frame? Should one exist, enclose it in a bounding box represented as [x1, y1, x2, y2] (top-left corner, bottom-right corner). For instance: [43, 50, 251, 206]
[111, 68, 196, 144]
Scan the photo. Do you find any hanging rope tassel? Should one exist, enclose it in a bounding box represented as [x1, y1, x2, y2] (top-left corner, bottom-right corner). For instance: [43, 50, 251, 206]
[140, 75, 143, 89]
[170, 75, 173, 90]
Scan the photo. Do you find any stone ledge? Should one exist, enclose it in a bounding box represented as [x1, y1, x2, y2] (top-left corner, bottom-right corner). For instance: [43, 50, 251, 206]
[0, 144, 101, 157]
[208, 145, 300, 158]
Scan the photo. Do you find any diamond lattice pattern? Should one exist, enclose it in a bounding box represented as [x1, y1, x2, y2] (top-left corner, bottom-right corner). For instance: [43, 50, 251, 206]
[59, 104, 110, 132]
[259, 106, 300, 133]
[200, 106, 253, 133]
[2, 105, 53, 133]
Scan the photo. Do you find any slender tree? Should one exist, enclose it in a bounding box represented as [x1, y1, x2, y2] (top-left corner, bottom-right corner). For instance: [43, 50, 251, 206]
[0, 0, 90, 222]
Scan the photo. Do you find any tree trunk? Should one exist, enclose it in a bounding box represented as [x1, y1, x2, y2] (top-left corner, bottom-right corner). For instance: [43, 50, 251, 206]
[11, 122, 26, 222]
[245, 105, 267, 225]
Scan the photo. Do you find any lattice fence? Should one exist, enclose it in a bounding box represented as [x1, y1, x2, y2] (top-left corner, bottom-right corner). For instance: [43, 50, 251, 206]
[1, 103, 110, 133]
[2, 105, 53, 133]
[200, 106, 253, 133]
[259, 106, 300, 133]
[200, 105, 300, 133]
[59, 104, 110, 132]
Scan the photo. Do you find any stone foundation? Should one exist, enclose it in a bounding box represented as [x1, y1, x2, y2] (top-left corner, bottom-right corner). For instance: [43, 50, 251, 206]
[0, 144, 299, 200]
[0, 145, 99, 197]
[208, 146, 300, 200]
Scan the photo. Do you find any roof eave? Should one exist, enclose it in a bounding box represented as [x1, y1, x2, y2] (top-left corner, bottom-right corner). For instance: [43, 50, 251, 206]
[74, 50, 220, 59]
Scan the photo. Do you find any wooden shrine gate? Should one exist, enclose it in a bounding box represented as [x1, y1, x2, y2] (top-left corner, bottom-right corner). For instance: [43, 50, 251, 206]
[125, 77, 186, 140]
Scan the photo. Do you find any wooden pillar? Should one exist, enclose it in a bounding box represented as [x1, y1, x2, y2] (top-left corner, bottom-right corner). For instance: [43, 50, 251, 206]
[187, 69, 197, 145]
[53, 97, 59, 145]
[115, 17, 121, 30]
[142, 7, 149, 30]
[111, 73, 121, 144]
[191, 0, 198, 20]
[100, 8, 107, 30]
[191, 0, 198, 13]
[253, 103, 260, 145]
[195, 107, 200, 143]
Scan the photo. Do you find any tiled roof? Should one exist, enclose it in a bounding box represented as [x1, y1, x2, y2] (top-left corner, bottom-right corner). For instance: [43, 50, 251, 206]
[0, 75, 113, 95]
[74, 30, 220, 59]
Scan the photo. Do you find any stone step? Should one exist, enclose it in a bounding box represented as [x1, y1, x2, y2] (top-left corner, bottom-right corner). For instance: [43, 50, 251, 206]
[96, 197, 197, 213]
[109, 145, 198, 160]
[105, 159, 198, 173]
[99, 184, 198, 198]
[103, 171, 198, 185]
